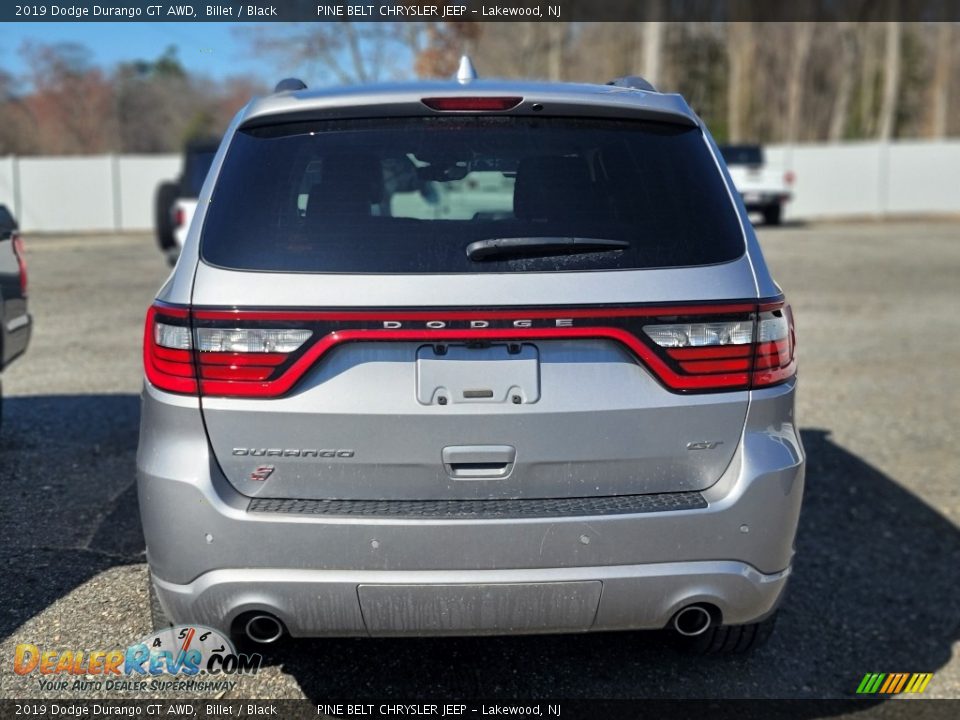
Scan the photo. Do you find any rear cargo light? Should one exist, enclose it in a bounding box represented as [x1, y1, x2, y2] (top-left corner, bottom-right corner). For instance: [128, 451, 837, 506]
[421, 96, 522, 111]
[195, 328, 311, 353]
[643, 321, 753, 348]
[12, 233, 27, 296]
[144, 299, 796, 397]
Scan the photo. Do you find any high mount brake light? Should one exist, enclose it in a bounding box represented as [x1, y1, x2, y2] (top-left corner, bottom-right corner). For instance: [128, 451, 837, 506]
[143, 300, 796, 398]
[421, 97, 523, 111]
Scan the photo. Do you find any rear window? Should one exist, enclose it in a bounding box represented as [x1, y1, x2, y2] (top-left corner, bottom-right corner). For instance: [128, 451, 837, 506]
[719, 145, 764, 166]
[201, 117, 744, 274]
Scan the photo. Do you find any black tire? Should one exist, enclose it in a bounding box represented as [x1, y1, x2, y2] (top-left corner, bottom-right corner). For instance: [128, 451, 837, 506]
[677, 610, 778, 655]
[762, 203, 783, 226]
[148, 576, 173, 631]
[154, 181, 180, 252]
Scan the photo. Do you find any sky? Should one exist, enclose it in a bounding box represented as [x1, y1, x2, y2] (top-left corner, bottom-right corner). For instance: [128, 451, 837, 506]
[2, 22, 277, 85]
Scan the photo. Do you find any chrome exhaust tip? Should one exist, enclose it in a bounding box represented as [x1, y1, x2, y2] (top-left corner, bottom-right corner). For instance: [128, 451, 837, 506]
[243, 614, 284, 644]
[672, 605, 713, 637]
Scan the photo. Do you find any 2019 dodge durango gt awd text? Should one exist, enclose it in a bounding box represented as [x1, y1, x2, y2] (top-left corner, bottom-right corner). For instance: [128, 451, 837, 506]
[138, 65, 804, 654]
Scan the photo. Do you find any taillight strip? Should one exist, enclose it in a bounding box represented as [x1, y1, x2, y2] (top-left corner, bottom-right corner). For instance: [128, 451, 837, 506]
[145, 299, 796, 397]
[198, 326, 752, 398]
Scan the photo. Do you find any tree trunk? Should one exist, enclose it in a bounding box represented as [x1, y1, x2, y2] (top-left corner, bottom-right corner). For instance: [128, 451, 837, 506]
[929, 22, 952, 138]
[877, 21, 901, 141]
[857, 23, 879, 137]
[828, 23, 857, 142]
[546, 24, 566, 81]
[726, 23, 755, 143]
[785, 23, 814, 143]
[642, 22, 663, 87]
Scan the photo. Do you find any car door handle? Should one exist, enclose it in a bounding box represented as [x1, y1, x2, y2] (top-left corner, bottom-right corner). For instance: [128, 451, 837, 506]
[442, 445, 516, 478]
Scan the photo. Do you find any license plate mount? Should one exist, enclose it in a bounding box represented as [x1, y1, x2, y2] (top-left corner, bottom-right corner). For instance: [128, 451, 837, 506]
[416, 343, 540, 405]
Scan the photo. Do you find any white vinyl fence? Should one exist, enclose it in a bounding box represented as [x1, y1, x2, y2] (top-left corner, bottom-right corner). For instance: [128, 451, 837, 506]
[1, 140, 959, 233]
[766, 140, 960, 220]
[0, 154, 180, 233]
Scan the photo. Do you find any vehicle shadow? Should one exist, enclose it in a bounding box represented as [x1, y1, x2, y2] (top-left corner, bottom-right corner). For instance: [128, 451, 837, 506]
[0, 400, 957, 700]
[0, 394, 145, 641]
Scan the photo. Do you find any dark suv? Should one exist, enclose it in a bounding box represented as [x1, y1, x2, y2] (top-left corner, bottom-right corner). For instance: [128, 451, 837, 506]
[0, 204, 30, 419]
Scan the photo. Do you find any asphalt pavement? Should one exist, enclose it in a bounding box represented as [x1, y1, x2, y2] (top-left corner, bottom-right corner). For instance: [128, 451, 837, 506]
[1, 223, 957, 700]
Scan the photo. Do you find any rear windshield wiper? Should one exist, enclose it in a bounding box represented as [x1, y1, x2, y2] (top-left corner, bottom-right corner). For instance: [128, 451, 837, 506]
[466, 237, 630, 261]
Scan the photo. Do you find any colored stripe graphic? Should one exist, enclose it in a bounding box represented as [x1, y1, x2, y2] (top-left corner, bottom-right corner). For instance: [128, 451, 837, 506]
[857, 672, 933, 694]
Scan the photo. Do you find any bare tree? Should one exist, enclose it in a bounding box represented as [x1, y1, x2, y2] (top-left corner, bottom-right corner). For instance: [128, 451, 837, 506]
[784, 23, 814, 142]
[828, 23, 859, 142]
[243, 23, 421, 85]
[641, 1, 665, 86]
[726, 23, 755, 143]
[19, 41, 117, 154]
[878, 21, 902, 140]
[929, 21, 953, 138]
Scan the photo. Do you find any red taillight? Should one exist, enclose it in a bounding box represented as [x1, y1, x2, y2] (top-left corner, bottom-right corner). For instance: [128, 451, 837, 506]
[173, 207, 186, 228]
[144, 304, 197, 394]
[751, 303, 797, 387]
[421, 96, 522, 111]
[12, 233, 27, 296]
[784, 170, 796, 186]
[145, 300, 796, 398]
[643, 300, 796, 391]
[144, 302, 312, 396]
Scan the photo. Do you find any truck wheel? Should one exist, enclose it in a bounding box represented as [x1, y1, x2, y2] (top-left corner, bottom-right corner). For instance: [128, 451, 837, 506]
[148, 576, 174, 631]
[676, 610, 778, 655]
[155, 182, 180, 252]
[763, 204, 782, 226]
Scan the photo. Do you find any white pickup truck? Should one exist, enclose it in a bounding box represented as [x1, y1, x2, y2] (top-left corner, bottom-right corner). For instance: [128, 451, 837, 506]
[719, 145, 793, 225]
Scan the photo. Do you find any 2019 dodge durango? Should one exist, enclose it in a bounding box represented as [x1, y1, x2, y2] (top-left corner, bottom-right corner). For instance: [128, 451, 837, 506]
[138, 65, 804, 654]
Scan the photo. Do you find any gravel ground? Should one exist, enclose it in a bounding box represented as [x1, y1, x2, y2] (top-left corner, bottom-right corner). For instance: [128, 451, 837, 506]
[0, 223, 957, 701]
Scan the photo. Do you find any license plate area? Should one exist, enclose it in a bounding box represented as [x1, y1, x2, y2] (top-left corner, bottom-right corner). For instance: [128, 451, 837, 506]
[416, 343, 540, 405]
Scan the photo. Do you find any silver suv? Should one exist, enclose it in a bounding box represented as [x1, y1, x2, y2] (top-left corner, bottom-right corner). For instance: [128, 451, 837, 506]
[138, 65, 804, 653]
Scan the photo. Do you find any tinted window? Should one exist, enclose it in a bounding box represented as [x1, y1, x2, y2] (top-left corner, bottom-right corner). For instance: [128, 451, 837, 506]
[720, 145, 763, 166]
[182, 150, 217, 198]
[202, 117, 744, 273]
[0, 205, 16, 235]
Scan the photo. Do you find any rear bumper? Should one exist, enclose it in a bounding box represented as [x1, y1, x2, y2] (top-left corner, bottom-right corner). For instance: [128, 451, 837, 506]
[137, 381, 804, 636]
[154, 561, 789, 637]
[741, 192, 790, 210]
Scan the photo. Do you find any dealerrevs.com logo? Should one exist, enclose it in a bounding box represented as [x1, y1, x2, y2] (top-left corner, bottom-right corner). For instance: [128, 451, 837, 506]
[14, 625, 261, 693]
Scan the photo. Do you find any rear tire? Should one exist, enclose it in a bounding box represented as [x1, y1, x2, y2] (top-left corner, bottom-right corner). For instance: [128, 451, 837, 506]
[676, 610, 778, 655]
[148, 576, 173, 631]
[762, 203, 783, 226]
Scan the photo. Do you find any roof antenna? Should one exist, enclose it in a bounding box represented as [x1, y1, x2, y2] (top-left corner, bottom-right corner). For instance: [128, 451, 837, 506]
[456, 56, 478, 84]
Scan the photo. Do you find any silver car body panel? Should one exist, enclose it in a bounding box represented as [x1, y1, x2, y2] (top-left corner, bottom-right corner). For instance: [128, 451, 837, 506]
[140, 380, 802, 635]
